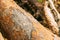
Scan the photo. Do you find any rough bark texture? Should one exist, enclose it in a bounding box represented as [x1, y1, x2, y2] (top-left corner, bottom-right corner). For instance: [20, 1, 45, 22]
[0, 0, 60, 40]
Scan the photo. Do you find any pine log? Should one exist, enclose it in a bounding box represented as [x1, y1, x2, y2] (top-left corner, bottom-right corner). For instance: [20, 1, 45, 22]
[0, 0, 60, 40]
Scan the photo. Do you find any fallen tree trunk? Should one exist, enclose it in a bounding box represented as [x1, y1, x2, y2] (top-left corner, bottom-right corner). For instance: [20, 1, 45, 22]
[0, 0, 60, 40]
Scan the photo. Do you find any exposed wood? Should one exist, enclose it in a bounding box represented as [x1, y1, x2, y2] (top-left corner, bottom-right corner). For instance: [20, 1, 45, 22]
[0, 0, 60, 40]
[0, 32, 4, 40]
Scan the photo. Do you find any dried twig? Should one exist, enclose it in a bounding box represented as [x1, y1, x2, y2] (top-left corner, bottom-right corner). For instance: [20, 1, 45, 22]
[44, 1, 59, 35]
[48, 0, 60, 22]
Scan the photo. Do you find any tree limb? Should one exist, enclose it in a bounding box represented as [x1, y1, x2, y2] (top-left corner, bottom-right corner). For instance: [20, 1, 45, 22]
[44, 1, 59, 35]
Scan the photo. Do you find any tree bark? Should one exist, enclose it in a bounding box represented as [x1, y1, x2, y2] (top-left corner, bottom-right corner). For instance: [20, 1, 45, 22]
[0, 0, 60, 40]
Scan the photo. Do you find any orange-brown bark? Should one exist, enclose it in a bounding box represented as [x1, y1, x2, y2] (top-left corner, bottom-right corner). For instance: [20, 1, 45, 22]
[0, 0, 60, 40]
